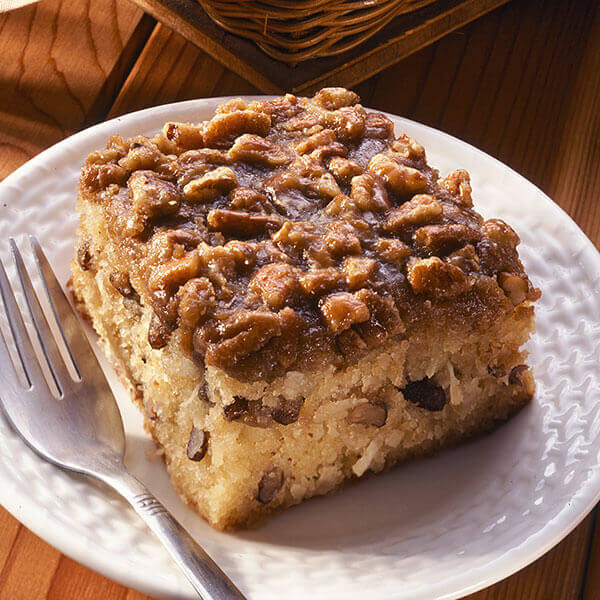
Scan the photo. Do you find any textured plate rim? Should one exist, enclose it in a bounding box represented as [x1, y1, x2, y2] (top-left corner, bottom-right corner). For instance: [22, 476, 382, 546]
[0, 96, 598, 600]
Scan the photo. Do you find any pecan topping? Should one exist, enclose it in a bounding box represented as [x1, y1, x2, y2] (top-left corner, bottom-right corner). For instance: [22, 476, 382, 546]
[328, 157, 362, 183]
[177, 278, 216, 327]
[80, 87, 538, 381]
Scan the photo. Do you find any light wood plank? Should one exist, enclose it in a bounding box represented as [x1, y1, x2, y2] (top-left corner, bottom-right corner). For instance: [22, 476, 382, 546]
[0, 0, 149, 181]
[583, 513, 600, 600]
[465, 513, 595, 599]
[0, 528, 61, 600]
[0, 512, 20, 574]
[46, 557, 128, 600]
[109, 23, 256, 119]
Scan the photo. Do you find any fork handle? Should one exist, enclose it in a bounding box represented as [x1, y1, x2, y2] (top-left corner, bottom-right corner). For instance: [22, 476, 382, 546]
[108, 471, 246, 600]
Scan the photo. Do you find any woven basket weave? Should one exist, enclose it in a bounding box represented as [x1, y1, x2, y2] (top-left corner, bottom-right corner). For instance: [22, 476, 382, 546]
[197, 0, 439, 65]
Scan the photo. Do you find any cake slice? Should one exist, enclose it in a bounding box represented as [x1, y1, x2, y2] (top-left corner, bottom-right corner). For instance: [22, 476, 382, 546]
[71, 88, 540, 530]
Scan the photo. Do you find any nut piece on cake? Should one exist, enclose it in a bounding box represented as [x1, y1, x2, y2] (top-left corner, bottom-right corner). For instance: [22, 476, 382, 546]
[71, 88, 540, 530]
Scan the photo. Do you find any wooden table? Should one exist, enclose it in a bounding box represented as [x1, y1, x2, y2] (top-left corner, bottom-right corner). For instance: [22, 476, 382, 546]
[0, 0, 598, 598]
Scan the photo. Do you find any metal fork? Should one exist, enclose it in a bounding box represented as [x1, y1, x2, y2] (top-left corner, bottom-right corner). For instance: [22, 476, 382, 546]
[0, 236, 246, 600]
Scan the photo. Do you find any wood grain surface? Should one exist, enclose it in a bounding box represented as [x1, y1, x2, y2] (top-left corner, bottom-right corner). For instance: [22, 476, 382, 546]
[0, 0, 598, 598]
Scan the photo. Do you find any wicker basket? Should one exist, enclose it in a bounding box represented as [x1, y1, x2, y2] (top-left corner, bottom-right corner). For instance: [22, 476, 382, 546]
[196, 0, 440, 65]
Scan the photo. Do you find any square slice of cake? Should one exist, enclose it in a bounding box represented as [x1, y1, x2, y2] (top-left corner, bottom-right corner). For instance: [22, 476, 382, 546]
[71, 88, 540, 530]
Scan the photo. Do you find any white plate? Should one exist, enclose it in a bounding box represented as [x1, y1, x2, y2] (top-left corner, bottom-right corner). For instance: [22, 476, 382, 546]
[0, 98, 599, 600]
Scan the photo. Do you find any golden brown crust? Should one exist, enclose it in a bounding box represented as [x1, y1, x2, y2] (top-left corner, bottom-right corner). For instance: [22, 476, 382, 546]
[76, 87, 539, 381]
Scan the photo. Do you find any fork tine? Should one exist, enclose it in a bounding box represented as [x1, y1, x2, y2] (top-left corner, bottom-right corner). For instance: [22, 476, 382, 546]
[0, 257, 52, 393]
[10, 239, 73, 394]
[29, 236, 105, 383]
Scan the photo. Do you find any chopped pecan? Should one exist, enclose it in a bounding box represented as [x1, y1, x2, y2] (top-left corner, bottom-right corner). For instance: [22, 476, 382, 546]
[126, 171, 181, 236]
[183, 166, 237, 202]
[77, 241, 93, 271]
[442, 169, 472, 207]
[250, 264, 300, 309]
[203, 110, 271, 148]
[299, 268, 343, 296]
[273, 221, 319, 249]
[447, 244, 480, 273]
[109, 272, 139, 302]
[497, 272, 528, 305]
[385, 194, 442, 231]
[508, 364, 534, 395]
[320, 292, 370, 333]
[343, 256, 376, 289]
[228, 134, 293, 166]
[118, 140, 167, 172]
[162, 122, 204, 150]
[205, 309, 291, 366]
[324, 194, 358, 217]
[391, 134, 426, 161]
[348, 402, 387, 427]
[228, 187, 272, 212]
[257, 467, 284, 504]
[271, 396, 304, 425]
[311, 87, 360, 110]
[223, 396, 272, 428]
[324, 221, 362, 257]
[407, 257, 471, 298]
[368, 154, 427, 196]
[328, 157, 362, 183]
[177, 277, 216, 327]
[376, 238, 412, 263]
[186, 427, 209, 461]
[482, 219, 520, 247]
[148, 313, 171, 349]
[413, 223, 481, 254]
[350, 174, 389, 211]
[207, 209, 281, 237]
[80, 162, 127, 191]
[400, 378, 446, 411]
[364, 112, 394, 139]
[294, 129, 337, 155]
[148, 250, 201, 292]
[353, 288, 404, 344]
[215, 98, 248, 113]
